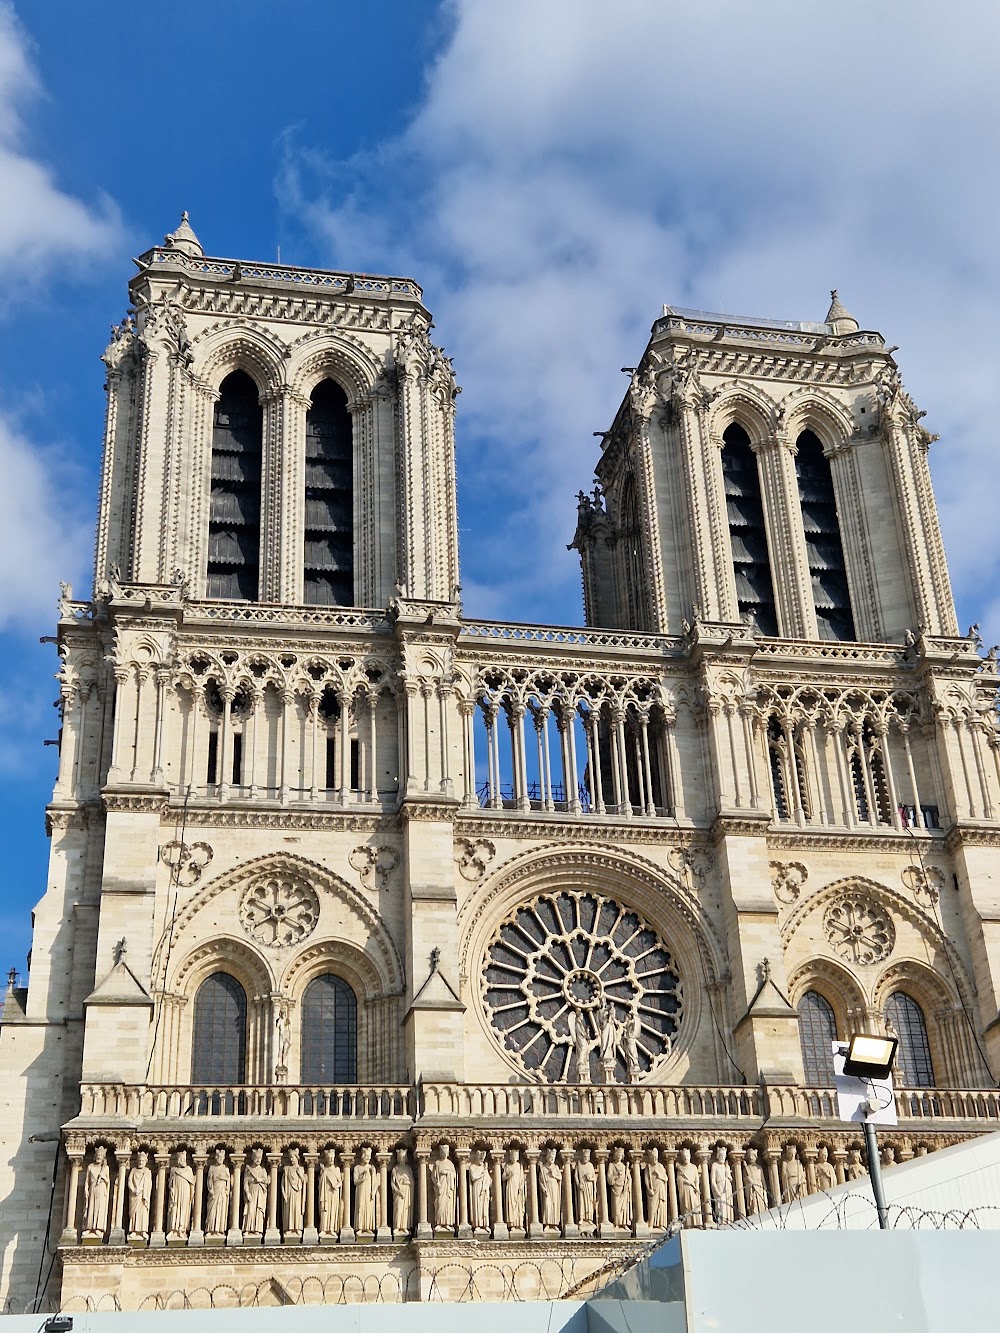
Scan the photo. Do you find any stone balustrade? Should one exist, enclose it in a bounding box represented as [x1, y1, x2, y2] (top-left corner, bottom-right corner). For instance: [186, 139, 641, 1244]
[57, 1127, 956, 1252]
[74, 1080, 1000, 1127]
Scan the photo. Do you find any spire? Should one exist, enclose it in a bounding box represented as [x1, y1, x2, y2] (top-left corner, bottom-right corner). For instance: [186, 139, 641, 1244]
[825, 288, 859, 335]
[163, 210, 203, 258]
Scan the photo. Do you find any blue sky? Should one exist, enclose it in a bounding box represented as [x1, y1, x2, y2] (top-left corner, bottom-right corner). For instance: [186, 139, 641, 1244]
[2, 0, 999, 969]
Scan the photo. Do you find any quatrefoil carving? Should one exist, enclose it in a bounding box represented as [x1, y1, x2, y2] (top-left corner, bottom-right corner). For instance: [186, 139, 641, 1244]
[159, 840, 214, 886]
[349, 845, 399, 890]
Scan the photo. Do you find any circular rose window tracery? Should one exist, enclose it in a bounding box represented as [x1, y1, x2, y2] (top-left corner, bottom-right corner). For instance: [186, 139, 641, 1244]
[483, 890, 683, 1084]
[238, 875, 320, 948]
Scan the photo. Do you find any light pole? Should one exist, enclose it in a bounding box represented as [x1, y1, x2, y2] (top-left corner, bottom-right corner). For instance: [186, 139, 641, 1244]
[842, 1034, 899, 1232]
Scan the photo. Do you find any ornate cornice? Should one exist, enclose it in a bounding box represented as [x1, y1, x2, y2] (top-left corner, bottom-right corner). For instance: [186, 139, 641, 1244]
[177, 807, 399, 833]
[103, 792, 169, 815]
[767, 829, 945, 854]
[455, 814, 709, 848]
[945, 822, 1000, 853]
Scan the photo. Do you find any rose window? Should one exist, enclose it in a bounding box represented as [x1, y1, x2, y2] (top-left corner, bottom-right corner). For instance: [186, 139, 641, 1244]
[483, 890, 682, 1083]
[238, 875, 320, 948]
[823, 894, 894, 965]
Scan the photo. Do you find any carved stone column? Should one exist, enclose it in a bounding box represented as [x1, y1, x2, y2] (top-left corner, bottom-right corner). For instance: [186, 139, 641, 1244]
[832, 1147, 847, 1186]
[150, 1152, 169, 1248]
[525, 1148, 542, 1239]
[560, 1149, 578, 1238]
[264, 1153, 281, 1245]
[629, 1149, 649, 1237]
[695, 1146, 713, 1228]
[763, 1148, 781, 1209]
[339, 1151, 356, 1244]
[729, 1149, 746, 1221]
[489, 1149, 508, 1240]
[303, 1152, 319, 1246]
[109, 1146, 128, 1245]
[188, 1152, 207, 1246]
[802, 1145, 818, 1196]
[228, 1152, 245, 1246]
[376, 1151, 393, 1244]
[664, 1148, 679, 1227]
[594, 1148, 612, 1240]
[60, 1151, 84, 1246]
[415, 1149, 431, 1240]
[456, 1147, 472, 1239]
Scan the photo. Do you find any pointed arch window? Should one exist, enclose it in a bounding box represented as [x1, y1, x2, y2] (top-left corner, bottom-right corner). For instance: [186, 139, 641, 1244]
[798, 989, 837, 1085]
[795, 430, 855, 640]
[618, 470, 647, 630]
[300, 973, 358, 1082]
[721, 424, 777, 635]
[885, 991, 934, 1087]
[304, 379, 353, 606]
[207, 370, 262, 600]
[191, 971, 247, 1084]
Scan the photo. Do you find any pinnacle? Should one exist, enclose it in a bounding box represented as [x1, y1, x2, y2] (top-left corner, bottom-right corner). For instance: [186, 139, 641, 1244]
[825, 288, 859, 333]
[163, 210, 204, 258]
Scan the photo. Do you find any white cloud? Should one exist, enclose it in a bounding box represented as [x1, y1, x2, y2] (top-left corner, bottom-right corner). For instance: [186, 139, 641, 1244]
[0, 3, 121, 279]
[0, 414, 91, 631]
[286, 0, 1000, 637]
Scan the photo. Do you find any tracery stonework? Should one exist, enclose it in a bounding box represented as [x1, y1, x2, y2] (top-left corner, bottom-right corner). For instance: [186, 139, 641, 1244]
[822, 894, 895, 965]
[483, 890, 682, 1083]
[770, 861, 807, 905]
[238, 874, 320, 948]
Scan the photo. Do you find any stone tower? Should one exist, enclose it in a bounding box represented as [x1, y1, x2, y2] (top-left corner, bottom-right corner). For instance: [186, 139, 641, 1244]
[3, 233, 1000, 1313]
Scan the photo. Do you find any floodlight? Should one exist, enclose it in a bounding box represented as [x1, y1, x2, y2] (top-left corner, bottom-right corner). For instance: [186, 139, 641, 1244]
[842, 1033, 898, 1080]
[44, 1318, 73, 1333]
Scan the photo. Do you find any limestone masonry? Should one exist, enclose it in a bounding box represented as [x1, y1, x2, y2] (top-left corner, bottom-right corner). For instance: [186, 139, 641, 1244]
[2, 216, 1000, 1311]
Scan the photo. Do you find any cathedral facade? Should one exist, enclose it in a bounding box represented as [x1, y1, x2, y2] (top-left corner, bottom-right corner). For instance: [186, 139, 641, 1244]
[2, 216, 1000, 1311]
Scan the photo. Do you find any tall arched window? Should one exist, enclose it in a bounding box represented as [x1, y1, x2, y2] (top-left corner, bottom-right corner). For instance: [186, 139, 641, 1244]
[191, 971, 247, 1083]
[300, 973, 358, 1082]
[304, 379, 353, 606]
[798, 989, 837, 1084]
[885, 991, 934, 1087]
[618, 471, 646, 630]
[795, 430, 855, 640]
[721, 424, 777, 635]
[207, 370, 263, 600]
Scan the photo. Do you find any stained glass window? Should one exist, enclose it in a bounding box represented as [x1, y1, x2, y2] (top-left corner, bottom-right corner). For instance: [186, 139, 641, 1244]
[885, 991, 934, 1087]
[300, 973, 358, 1082]
[191, 971, 247, 1084]
[798, 989, 836, 1085]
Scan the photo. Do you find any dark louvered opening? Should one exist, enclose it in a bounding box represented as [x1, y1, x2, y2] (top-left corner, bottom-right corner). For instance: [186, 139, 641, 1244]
[722, 424, 777, 635]
[795, 430, 855, 640]
[207, 371, 262, 600]
[304, 379, 353, 606]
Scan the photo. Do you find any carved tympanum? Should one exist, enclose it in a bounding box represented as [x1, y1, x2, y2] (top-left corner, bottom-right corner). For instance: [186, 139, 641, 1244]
[483, 889, 682, 1083]
[238, 874, 319, 948]
[823, 893, 894, 965]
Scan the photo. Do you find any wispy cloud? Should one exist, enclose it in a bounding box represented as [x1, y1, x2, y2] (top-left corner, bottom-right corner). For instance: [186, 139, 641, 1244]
[282, 0, 1000, 636]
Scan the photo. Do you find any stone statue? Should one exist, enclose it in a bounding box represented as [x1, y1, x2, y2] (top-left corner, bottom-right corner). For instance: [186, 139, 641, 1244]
[390, 1148, 413, 1235]
[623, 1010, 642, 1082]
[353, 1146, 378, 1234]
[597, 1003, 620, 1081]
[607, 1145, 632, 1230]
[83, 1145, 111, 1235]
[845, 1147, 867, 1181]
[574, 1148, 597, 1230]
[675, 1147, 701, 1227]
[282, 1147, 306, 1233]
[743, 1147, 768, 1215]
[572, 1008, 593, 1083]
[502, 1148, 526, 1231]
[709, 1145, 733, 1225]
[644, 1148, 669, 1230]
[814, 1146, 837, 1193]
[539, 1147, 562, 1229]
[468, 1148, 491, 1232]
[274, 1003, 290, 1082]
[428, 1144, 457, 1231]
[318, 1149, 343, 1235]
[779, 1144, 806, 1203]
[205, 1147, 230, 1235]
[127, 1150, 152, 1237]
[167, 1149, 195, 1237]
[243, 1147, 268, 1236]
